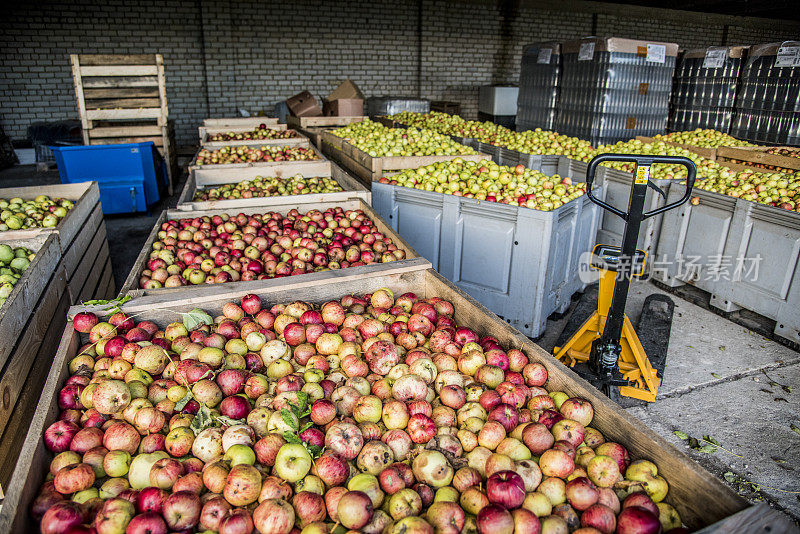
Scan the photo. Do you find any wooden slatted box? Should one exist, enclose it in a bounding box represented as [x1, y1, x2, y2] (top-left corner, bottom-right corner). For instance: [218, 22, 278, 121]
[1, 260, 795, 532]
[176, 160, 370, 211]
[71, 54, 177, 193]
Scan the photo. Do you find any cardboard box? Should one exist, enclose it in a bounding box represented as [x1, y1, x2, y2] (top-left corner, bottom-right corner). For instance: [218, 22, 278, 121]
[329, 80, 364, 101]
[286, 91, 322, 117]
[323, 98, 364, 116]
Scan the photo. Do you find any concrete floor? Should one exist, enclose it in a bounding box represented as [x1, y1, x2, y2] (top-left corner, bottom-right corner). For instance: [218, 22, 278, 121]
[1, 163, 798, 526]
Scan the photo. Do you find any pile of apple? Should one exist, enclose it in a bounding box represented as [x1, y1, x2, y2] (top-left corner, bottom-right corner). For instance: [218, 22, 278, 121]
[34, 288, 688, 534]
[693, 169, 799, 212]
[0, 194, 74, 231]
[387, 112, 594, 160]
[766, 147, 800, 159]
[192, 175, 343, 202]
[653, 130, 754, 148]
[209, 129, 300, 142]
[330, 120, 478, 158]
[0, 243, 35, 306]
[585, 140, 722, 181]
[137, 208, 407, 289]
[194, 146, 320, 166]
[380, 159, 587, 211]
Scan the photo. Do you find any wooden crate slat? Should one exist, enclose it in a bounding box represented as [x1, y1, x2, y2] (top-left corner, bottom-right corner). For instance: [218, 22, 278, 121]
[202, 117, 279, 128]
[77, 54, 158, 65]
[201, 135, 307, 150]
[85, 108, 165, 121]
[78, 250, 113, 304]
[0, 235, 62, 373]
[67, 222, 108, 303]
[0, 262, 755, 532]
[80, 65, 158, 77]
[87, 125, 163, 137]
[84, 97, 163, 110]
[88, 136, 164, 147]
[61, 204, 102, 278]
[287, 116, 366, 128]
[717, 146, 800, 172]
[188, 142, 326, 171]
[81, 76, 159, 89]
[82, 88, 160, 100]
[0, 267, 68, 461]
[0, 285, 69, 489]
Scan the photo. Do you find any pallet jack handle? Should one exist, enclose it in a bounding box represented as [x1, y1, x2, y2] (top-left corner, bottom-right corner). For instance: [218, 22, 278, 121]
[585, 154, 698, 219]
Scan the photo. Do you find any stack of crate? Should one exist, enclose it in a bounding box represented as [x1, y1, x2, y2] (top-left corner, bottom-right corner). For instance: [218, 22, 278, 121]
[70, 54, 177, 193]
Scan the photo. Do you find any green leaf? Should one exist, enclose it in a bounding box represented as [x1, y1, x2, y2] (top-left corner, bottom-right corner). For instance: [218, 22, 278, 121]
[790, 424, 800, 436]
[215, 416, 245, 427]
[783, 385, 792, 394]
[711, 373, 722, 379]
[296, 391, 309, 412]
[283, 432, 302, 444]
[723, 472, 737, 483]
[698, 444, 718, 454]
[182, 308, 214, 330]
[688, 437, 701, 449]
[673, 430, 688, 440]
[704, 435, 720, 446]
[190, 405, 213, 435]
[300, 422, 313, 433]
[175, 389, 194, 411]
[307, 444, 324, 458]
[281, 408, 299, 432]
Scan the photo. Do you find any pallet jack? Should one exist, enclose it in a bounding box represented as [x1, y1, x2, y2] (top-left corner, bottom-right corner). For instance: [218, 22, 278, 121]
[554, 154, 697, 402]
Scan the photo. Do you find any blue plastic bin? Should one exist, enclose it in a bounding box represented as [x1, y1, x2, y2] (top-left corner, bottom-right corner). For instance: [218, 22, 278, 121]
[51, 142, 166, 214]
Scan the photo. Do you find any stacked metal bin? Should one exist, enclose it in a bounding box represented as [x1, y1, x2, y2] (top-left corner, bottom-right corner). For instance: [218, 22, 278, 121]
[371, 160, 605, 338]
[556, 37, 678, 145]
[516, 42, 561, 131]
[731, 41, 800, 146]
[669, 46, 747, 133]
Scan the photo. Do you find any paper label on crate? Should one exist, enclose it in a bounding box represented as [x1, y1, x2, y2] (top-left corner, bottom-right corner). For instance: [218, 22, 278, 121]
[775, 45, 800, 67]
[538, 48, 552, 64]
[635, 165, 650, 185]
[703, 49, 727, 68]
[646, 44, 666, 64]
[626, 117, 637, 129]
[578, 43, 595, 61]
[638, 83, 650, 95]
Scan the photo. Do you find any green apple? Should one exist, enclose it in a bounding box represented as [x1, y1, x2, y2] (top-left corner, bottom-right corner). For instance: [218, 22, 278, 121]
[274, 443, 312, 482]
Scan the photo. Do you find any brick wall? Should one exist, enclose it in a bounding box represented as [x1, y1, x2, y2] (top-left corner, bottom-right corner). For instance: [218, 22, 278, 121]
[1, 0, 798, 145]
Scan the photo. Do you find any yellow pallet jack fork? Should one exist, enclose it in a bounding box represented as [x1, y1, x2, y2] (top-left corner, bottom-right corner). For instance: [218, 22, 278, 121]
[555, 154, 697, 402]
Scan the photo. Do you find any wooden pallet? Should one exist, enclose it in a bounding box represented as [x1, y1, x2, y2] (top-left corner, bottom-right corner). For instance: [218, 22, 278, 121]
[320, 130, 489, 186]
[0, 182, 114, 303]
[119, 198, 420, 296]
[71, 54, 176, 193]
[188, 141, 325, 171]
[177, 160, 370, 211]
[0, 234, 69, 489]
[717, 146, 800, 173]
[0, 259, 767, 532]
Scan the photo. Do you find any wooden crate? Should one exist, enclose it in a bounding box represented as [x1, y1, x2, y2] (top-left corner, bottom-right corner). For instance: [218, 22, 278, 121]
[0, 182, 114, 303]
[3, 260, 789, 532]
[198, 122, 287, 142]
[287, 116, 366, 148]
[202, 117, 279, 129]
[286, 116, 366, 129]
[177, 160, 370, 211]
[717, 146, 800, 173]
[430, 100, 461, 115]
[200, 128, 307, 149]
[635, 136, 718, 160]
[188, 142, 326, 172]
[71, 54, 176, 194]
[320, 131, 489, 186]
[0, 234, 69, 489]
[119, 198, 420, 297]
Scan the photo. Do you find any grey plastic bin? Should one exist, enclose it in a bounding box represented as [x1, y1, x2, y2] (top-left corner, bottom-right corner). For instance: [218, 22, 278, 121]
[372, 166, 604, 338]
[654, 183, 800, 343]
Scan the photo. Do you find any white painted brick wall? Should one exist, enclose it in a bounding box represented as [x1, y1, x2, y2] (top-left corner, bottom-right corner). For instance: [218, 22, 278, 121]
[1, 0, 798, 145]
